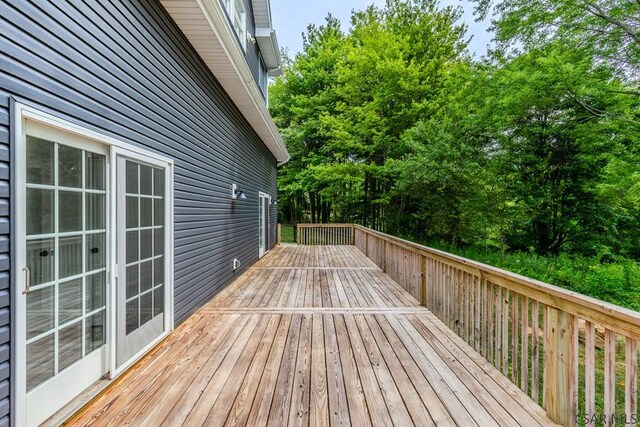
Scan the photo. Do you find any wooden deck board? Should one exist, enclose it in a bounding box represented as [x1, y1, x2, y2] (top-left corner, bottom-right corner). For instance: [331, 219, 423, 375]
[66, 245, 557, 427]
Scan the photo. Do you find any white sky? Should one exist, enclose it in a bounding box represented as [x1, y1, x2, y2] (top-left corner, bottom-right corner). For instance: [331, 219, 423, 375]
[270, 0, 494, 59]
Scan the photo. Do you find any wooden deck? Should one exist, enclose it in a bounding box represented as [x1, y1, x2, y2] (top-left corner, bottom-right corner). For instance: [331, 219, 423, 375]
[67, 245, 556, 426]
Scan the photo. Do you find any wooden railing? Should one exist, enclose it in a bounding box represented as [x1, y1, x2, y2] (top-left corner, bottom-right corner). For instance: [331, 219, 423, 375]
[298, 223, 640, 426]
[296, 224, 355, 245]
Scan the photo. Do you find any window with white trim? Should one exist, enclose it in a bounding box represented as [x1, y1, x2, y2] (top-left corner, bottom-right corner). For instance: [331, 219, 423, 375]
[258, 53, 269, 101]
[223, 0, 247, 50]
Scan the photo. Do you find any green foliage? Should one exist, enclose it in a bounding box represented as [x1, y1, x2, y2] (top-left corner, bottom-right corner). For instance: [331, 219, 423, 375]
[279, 224, 295, 244]
[270, 0, 640, 310]
[422, 243, 640, 311]
[271, 0, 468, 227]
[473, 0, 640, 83]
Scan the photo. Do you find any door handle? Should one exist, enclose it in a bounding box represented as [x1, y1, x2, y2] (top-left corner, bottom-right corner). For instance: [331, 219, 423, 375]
[22, 266, 31, 295]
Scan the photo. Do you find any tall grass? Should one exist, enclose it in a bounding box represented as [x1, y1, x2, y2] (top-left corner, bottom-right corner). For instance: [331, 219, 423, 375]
[422, 244, 640, 312]
[279, 224, 295, 244]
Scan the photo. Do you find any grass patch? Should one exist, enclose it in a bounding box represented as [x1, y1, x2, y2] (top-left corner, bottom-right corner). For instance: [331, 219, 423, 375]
[279, 224, 295, 243]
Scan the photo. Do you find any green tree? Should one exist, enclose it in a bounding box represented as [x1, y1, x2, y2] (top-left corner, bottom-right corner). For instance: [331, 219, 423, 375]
[271, 0, 469, 228]
[473, 0, 640, 84]
[269, 15, 346, 223]
[476, 45, 635, 255]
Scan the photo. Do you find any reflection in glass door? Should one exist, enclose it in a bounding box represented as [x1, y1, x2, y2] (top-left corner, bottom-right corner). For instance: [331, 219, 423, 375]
[116, 158, 166, 368]
[259, 193, 270, 258]
[24, 130, 108, 426]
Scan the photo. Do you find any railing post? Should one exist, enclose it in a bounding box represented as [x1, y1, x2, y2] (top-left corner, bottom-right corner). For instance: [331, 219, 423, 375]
[365, 232, 369, 256]
[277, 223, 281, 245]
[296, 224, 301, 245]
[420, 255, 427, 306]
[382, 239, 387, 273]
[543, 307, 578, 426]
[351, 225, 355, 245]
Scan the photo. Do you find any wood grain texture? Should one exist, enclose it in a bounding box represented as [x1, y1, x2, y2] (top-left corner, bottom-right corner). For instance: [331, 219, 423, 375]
[66, 245, 556, 427]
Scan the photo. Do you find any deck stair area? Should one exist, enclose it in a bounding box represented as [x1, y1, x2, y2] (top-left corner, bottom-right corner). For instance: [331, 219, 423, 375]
[66, 224, 640, 426]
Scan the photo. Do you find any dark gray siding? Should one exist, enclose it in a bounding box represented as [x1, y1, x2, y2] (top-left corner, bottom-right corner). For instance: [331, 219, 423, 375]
[0, 0, 279, 421]
[0, 90, 10, 425]
[221, 0, 262, 93]
[243, 0, 262, 87]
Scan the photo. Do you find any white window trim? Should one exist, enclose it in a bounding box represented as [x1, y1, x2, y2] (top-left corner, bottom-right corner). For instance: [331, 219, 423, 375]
[258, 52, 268, 99]
[258, 191, 270, 258]
[12, 103, 175, 426]
[222, 0, 247, 51]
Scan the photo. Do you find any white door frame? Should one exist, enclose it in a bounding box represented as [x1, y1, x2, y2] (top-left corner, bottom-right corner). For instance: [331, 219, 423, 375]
[258, 192, 270, 258]
[12, 104, 175, 426]
[110, 148, 174, 376]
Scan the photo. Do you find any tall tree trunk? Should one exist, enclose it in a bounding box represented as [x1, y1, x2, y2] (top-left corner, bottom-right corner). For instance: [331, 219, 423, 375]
[309, 191, 317, 223]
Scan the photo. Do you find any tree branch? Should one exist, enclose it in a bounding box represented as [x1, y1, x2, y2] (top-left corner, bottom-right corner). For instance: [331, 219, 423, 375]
[568, 92, 640, 127]
[608, 89, 640, 97]
[581, 0, 640, 45]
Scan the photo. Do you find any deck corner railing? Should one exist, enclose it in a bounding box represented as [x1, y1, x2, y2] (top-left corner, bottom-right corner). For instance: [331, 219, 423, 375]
[296, 223, 355, 245]
[297, 223, 640, 426]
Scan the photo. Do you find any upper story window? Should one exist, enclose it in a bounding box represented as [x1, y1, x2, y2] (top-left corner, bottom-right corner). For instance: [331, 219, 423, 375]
[223, 0, 247, 50]
[258, 53, 268, 101]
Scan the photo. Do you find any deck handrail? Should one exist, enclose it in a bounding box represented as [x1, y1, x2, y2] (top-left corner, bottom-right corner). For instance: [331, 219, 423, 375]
[296, 223, 355, 245]
[296, 223, 640, 426]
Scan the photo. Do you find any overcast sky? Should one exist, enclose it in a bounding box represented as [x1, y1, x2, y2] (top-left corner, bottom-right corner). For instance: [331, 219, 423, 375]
[270, 0, 494, 59]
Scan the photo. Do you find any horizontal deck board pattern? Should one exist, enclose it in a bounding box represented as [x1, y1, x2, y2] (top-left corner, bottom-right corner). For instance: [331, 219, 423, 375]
[66, 246, 556, 426]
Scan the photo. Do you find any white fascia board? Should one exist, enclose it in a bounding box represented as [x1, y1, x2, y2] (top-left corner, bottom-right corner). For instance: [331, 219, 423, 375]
[160, 0, 289, 165]
[255, 27, 282, 72]
[251, 0, 272, 29]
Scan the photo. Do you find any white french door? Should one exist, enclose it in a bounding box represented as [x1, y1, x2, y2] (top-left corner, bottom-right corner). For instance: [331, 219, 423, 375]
[115, 154, 170, 369]
[21, 120, 109, 427]
[259, 193, 270, 258]
[15, 107, 175, 427]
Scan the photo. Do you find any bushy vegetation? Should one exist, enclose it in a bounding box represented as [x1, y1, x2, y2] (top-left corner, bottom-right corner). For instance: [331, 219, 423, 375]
[279, 224, 295, 244]
[422, 242, 640, 311]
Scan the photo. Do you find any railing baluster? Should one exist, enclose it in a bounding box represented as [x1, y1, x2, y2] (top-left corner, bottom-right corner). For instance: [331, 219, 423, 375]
[604, 329, 616, 426]
[502, 289, 509, 377]
[495, 286, 502, 370]
[584, 321, 596, 419]
[512, 293, 519, 384]
[488, 281, 494, 363]
[475, 274, 481, 352]
[459, 269, 465, 336]
[568, 313, 579, 427]
[479, 278, 484, 356]
[452, 267, 457, 333]
[521, 296, 529, 394]
[436, 261, 441, 318]
[441, 262, 446, 319]
[626, 337, 638, 424]
[465, 271, 471, 344]
[469, 272, 475, 348]
[531, 300, 540, 403]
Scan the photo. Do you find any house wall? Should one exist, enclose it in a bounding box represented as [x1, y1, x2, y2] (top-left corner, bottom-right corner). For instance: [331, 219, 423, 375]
[244, 0, 261, 86]
[0, 0, 279, 424]
[0, 87, 9, 425]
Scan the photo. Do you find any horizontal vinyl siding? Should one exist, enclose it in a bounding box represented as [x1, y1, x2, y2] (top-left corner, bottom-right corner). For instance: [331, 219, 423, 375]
[243, 0, 262, 87]
[0, 90, 9, 425]
[0, 0, 277, 341]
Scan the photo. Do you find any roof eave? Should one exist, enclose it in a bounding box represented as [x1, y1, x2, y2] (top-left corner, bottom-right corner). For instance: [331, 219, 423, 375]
[160, 0, 289, 164]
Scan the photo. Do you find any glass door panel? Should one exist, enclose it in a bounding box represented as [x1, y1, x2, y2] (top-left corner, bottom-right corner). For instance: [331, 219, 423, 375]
[264, 197, 270, 250]
[259, 196, 264, 256]
[117, 158, 166, 368]
[25, 136, 108, 393]
[258, 193, 270, 258]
